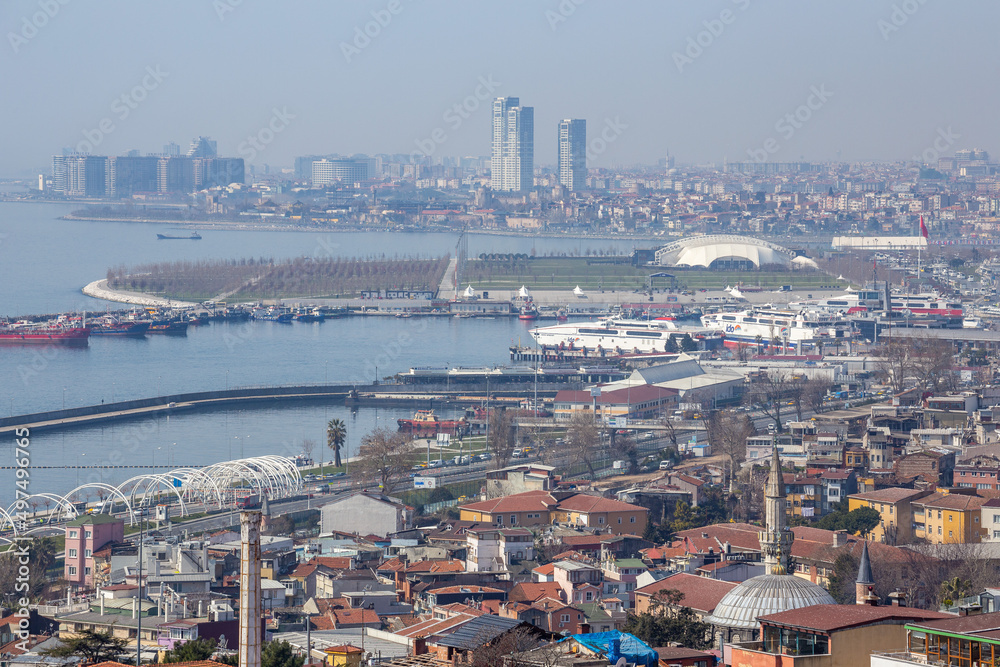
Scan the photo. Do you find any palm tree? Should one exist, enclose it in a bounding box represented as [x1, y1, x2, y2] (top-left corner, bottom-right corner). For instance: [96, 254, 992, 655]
[327, 418, 347, 468]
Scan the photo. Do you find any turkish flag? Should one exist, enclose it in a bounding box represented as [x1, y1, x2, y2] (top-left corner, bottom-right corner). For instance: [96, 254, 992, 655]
[919, 215, 929, 239]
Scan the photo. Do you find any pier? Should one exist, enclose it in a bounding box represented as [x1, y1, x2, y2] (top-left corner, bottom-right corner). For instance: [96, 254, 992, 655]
[0, 382, 571, 436]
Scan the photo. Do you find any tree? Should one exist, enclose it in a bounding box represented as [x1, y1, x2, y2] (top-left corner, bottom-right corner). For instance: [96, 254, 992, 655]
[300, 438, 316, 463]
[815, 504, 881, 539]
[680, 333, 698, 352]
[354, 427, 415, 494]
[326, 418, 347, 468]
[0, 537, 61, 601]
[705, 411, 755, 489]
[260, 640, 304, 667]
[623, 589, 712, 650]
[803, 377, 832, 414]
[163, 637, 218, 663]
[42, 629, 129, 663]
[566, 413, 602, 479]
[487, 408, 517, 469]
[941, 576, 972, 606]
[610, 432, 639, 475]
[746, 370, 791, 430]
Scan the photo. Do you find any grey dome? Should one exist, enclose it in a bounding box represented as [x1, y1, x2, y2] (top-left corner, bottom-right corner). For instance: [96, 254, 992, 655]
[704, 573, 836, 631]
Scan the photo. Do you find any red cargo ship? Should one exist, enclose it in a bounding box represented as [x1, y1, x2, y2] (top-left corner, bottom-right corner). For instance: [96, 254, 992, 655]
[0, 322, 90, 346]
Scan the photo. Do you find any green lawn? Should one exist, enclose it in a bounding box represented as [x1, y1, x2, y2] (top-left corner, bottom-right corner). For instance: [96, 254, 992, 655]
[464, 258, 844, 291]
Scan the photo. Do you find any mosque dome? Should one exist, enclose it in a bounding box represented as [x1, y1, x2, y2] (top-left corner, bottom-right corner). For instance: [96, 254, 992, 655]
[705, 572, 837, 631]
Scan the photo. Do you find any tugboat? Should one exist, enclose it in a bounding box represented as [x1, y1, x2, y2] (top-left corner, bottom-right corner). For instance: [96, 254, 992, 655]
[518, 303, 539, 321]
[397, 409, 468, 434]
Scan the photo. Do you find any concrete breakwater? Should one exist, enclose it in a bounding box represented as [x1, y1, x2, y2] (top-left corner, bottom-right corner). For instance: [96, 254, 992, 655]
[83, 278, 198, 308]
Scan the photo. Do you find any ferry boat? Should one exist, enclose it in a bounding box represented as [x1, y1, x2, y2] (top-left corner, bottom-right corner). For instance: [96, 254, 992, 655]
[0, 320, 90, 346]
[791, 288, 962, 318]
[397, 409, 468, 434]
[530, 317, 706, 354]
[700, 307, 852, 350]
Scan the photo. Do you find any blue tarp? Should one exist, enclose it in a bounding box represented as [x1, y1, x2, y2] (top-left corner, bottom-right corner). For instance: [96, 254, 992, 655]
[561, 630, 659, 667]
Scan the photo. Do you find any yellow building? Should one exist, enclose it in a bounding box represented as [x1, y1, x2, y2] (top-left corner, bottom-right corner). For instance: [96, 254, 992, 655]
[324, 644, 363, 667]
[847, 488, 931, 545]
[911, 491, 987, 544]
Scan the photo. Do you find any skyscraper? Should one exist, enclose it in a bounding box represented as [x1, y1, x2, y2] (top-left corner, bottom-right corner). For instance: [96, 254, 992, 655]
[558, 119, 586, 191]
[491, 97, 533, 192]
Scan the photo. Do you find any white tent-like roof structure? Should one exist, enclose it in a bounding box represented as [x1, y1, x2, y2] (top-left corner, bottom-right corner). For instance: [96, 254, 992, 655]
[518, 285, 532, 298]
[463, 285, 476, 297]
[573, 285, 585, 296]
[654, 235, 799, 269]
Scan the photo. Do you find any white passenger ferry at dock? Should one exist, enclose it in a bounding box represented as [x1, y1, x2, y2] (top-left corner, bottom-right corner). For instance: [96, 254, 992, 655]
[529, 317, 711, 354]
[700, 307, 853, 350]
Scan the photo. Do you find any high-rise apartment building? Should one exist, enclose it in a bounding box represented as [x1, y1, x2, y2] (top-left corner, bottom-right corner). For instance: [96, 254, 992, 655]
[491, 97, 533, 192]
[108, 156, 159, 196]
[311, 157, 374, 186]
[557, 119, 586, 191]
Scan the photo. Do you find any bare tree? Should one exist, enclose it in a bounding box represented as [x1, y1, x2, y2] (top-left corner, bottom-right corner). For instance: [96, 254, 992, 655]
[705, 411, 755, 489]
[611, 432, 639, 475]
[803, 377, 832, 414]
[300, 438, 317, 463]
[566, 413, 602, 479]
[746, 369, 791, 430]
[354, 427, 416, 495]
[487, 408, 517, 469]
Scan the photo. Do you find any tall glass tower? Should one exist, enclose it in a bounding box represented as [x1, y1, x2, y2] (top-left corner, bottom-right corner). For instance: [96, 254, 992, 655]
[492, 97, 533, 192]
[558, 119, 587, 191]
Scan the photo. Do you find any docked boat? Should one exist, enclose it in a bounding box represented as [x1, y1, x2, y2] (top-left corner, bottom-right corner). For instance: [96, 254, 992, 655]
[700, 307, 853, 350]
[0, 320, 90, 346]
[397, 409, 468, 434]
[791, 288, 963, 318]
[147, 320, 189, 335]
[251, 307, 293, 323]
[518, 304, 539, 321]
[530, 317, 708, 354]
[157, 232, 202, 240]
[89, 319, 150, 337]
[293, 308, 325, 323]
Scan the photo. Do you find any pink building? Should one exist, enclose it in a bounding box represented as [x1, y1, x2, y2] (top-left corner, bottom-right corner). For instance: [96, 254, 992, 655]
[64, 514, 124, 589]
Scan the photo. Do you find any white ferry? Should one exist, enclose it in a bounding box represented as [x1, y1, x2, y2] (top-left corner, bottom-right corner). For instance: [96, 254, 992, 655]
[700, 307, 852, 350]
[791, 288, 962, 318]
[529, 317, 707, 354]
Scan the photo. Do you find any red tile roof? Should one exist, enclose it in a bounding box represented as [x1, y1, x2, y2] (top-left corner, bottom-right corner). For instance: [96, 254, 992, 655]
[850, 488, 931, 503]
[556, 494, 649, 514]
[758, 604, 952, 633]
[460, 490, 558, 514]
[912, 492, 987, 511]
[509, 582, 566, 604]
[634, 572, 736, 614]
[405, 559, 466, 574]
[330, 608, 381, 627]
[311, 556, 353, 570]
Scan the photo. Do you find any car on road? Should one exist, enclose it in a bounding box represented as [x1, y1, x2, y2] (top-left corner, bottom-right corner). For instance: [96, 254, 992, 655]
[659, 460, 672, 470]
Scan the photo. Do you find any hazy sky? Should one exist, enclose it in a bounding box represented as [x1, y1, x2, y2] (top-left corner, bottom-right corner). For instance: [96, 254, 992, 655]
[2, 1, 997, 176]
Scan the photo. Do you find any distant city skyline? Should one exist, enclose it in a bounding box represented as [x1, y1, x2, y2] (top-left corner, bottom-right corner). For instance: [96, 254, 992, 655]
[3, 1, 999, 177]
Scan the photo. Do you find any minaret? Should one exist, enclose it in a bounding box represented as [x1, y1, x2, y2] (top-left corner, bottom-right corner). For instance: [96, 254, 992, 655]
[759, 447, 793, 575]
[856, 540, 878, 605]
[260, 494, 271, 532]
